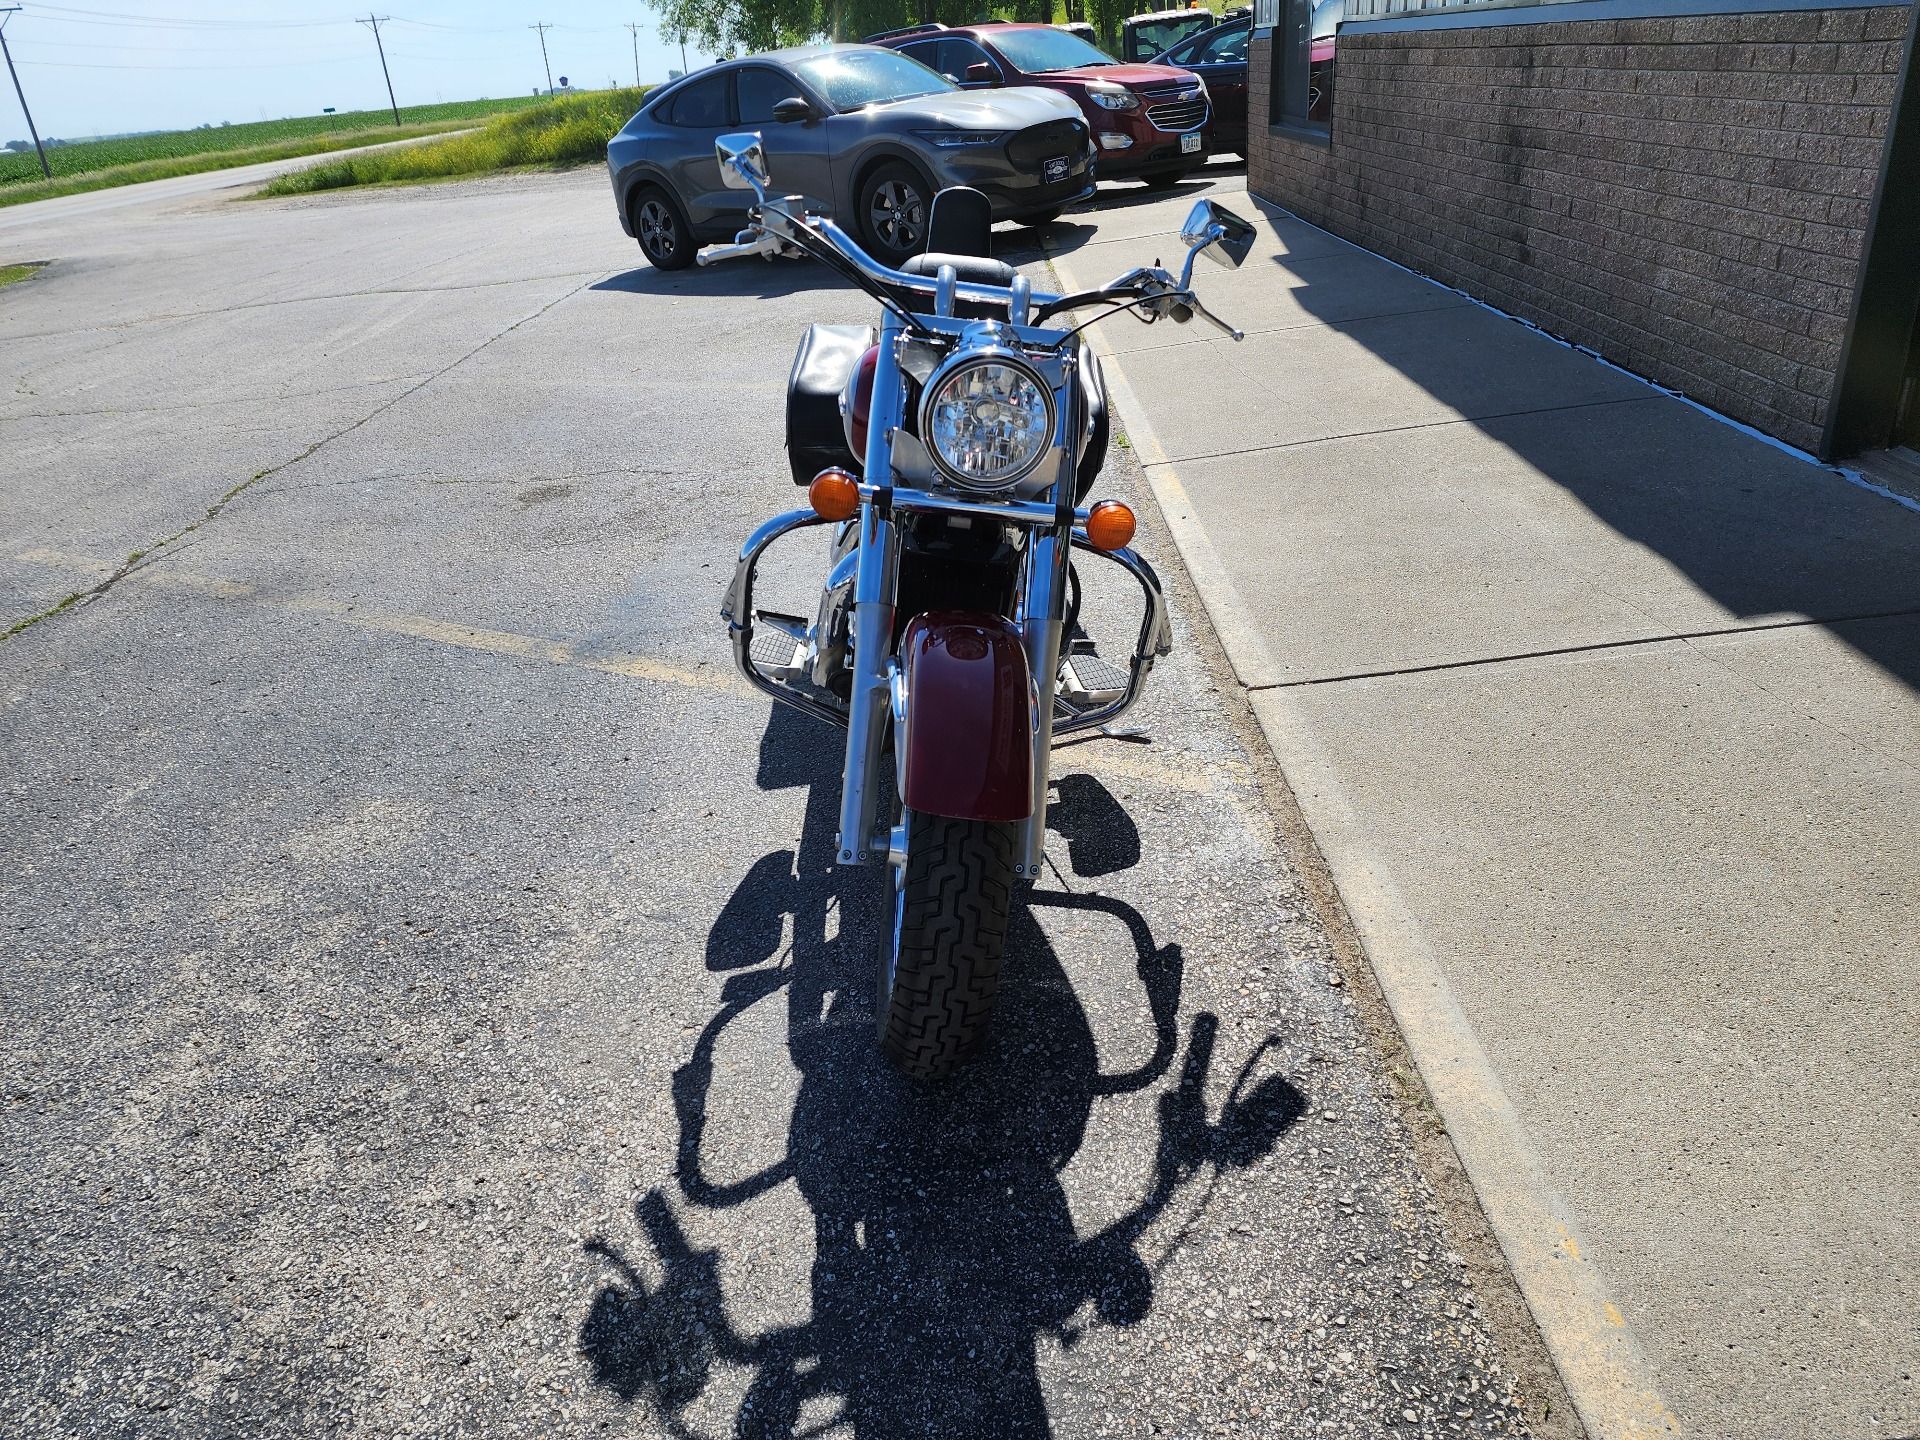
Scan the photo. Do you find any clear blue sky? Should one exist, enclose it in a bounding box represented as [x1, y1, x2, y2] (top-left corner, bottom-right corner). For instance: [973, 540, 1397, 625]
[1, 2, 715, 140]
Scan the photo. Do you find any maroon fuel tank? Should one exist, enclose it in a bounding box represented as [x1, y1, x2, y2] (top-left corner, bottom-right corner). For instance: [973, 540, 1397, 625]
[898, 612, 1035, 824]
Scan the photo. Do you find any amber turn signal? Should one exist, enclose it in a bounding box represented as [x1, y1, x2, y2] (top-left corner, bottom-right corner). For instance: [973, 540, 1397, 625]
[1084, 500, 1136, 552]
[809, 468, 861, 521]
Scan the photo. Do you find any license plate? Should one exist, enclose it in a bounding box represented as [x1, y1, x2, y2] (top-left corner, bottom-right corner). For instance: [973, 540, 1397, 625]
[1044, 156, 1069, 184]
[1180, 132, 1203, 155]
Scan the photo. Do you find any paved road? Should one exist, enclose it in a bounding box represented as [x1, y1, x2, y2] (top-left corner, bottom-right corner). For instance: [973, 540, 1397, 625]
[4, 164, 1543, 1437]
[0, 128, 479, 237]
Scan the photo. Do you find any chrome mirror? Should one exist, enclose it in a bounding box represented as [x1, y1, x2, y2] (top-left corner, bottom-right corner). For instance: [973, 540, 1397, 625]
[715, 132, 769, 193]
[1179, 199, 1257, 269]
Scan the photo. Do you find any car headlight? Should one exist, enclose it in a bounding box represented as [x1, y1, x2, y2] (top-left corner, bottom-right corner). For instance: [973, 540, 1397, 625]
[911, 129, 1009, 148]
[920, 354, 1055, 491]
[1087, 84, 1140, 111]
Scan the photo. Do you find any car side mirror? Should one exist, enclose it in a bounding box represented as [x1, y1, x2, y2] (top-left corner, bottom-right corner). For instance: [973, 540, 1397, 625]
[964, 62, 998, 84]
[715, 131, 769, 193]
[1180, 198, 1256, 269]
[770, 96, 813, 123]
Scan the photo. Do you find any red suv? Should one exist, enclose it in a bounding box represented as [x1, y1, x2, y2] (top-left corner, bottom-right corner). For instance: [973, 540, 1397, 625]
[872, 22, 1211, 187]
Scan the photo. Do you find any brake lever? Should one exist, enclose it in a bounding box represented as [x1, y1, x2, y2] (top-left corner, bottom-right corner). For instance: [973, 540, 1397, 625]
[1165, 289, 1245, 341]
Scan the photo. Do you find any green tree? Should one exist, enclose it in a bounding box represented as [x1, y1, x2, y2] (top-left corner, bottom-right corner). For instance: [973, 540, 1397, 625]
[651, 0, 1043, 54]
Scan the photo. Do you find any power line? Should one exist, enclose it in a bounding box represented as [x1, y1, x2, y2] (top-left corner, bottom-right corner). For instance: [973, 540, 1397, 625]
[356, 14, 400, 127]
[529, 21, 553, 95]
[0, 6, 51, 179]
[16, 55, 369, 69]
[26, 3, 342, 27]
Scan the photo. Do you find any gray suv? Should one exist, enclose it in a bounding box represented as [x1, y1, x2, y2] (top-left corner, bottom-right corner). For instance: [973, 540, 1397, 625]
[608, 45, 1095, 270]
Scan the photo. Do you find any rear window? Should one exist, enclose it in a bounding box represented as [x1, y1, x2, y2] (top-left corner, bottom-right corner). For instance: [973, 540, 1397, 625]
[1128, 14, 1213, 57]
[789, 48, 953, 111]
[657, 72, 730, 127]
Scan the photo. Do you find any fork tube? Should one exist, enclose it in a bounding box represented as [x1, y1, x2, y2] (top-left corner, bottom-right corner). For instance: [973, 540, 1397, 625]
[836, 318, 905, 866]
[1013, 506, 1071, 881]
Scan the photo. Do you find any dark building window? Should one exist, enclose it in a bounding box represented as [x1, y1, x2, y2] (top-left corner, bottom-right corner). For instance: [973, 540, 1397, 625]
[1263, 0, 1341, 132]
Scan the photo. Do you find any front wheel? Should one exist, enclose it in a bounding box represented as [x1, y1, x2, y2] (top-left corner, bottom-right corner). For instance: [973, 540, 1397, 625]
[877, 809, 1016, 1080]
[632, 186, 694, 271]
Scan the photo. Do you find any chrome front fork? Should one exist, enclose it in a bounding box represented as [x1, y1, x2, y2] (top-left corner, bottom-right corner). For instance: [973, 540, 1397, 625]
[835, 498, 898, 865]
[1012, 523, 1070, 881]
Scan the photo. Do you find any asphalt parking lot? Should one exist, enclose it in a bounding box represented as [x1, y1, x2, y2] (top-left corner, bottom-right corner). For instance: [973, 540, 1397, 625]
[4, 160, 1549, 1437]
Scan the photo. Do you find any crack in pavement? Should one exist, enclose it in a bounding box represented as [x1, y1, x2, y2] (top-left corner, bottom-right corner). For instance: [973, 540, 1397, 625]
[0, 374, 432, 423]
[0, 270, 608, 344]
[1, 271, 602, 645]
[1253, 605, 1920, 690]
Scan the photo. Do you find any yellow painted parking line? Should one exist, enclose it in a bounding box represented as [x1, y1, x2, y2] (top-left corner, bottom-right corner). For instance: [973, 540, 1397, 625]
[16, 545, 1259, 807]
[14, 547, 750, 699]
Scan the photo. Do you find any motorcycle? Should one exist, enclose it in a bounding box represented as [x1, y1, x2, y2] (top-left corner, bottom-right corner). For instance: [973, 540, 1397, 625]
[711, 130, 1253, 1079]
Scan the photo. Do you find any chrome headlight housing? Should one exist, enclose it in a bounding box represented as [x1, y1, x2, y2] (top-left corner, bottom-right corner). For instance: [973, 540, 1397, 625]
[918, 350, 1056, 492]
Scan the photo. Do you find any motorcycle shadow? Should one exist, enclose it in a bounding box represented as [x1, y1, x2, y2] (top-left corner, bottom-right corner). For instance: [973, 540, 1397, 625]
[579, 703, 1307, 1438]
[592, 257, 852, 301]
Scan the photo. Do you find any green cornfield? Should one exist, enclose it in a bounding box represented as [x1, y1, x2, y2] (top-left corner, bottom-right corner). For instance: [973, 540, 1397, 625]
[0, 96, 547, 188]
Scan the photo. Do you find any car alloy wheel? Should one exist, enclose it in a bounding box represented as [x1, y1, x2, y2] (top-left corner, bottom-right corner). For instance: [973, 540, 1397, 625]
[638, 197, 678, 262]
[868, 178, 925, 256]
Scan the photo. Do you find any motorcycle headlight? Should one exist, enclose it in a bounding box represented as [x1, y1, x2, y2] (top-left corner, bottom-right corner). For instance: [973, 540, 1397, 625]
[920, 355, 1055, 491]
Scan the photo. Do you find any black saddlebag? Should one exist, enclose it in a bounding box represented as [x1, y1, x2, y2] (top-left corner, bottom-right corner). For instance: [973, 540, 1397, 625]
[786, 323, 874, 485]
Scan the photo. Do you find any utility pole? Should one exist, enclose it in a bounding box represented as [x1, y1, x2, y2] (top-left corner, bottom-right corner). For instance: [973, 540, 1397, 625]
[356, 14, 400, 126]
[624, 22, 641, 87]
[530, 22, 554, 96]
[0, 7, 50, 180]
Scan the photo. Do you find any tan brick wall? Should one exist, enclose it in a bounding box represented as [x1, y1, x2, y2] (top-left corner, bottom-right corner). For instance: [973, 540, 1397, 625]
[1248, 6, 1912, 452]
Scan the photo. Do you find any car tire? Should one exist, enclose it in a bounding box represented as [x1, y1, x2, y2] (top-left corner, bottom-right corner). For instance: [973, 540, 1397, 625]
[631, 185, 694, 271]
[1143, 166, 1198, 190]
[858, 161, 931, 267]
[1014, 207, 1066, 228]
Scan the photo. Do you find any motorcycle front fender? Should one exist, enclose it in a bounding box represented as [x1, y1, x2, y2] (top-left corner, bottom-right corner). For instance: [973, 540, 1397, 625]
[899, 612, 1035, 824]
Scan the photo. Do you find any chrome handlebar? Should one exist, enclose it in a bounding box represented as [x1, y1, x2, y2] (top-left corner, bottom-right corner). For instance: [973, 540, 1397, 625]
[695, 138, 1245, 342]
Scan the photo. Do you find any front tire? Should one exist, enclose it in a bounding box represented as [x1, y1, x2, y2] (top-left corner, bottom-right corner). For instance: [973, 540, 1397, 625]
[878, 809, 1016, 1080]
[632, 186, 694, 271]
[858, 162, 931, 267]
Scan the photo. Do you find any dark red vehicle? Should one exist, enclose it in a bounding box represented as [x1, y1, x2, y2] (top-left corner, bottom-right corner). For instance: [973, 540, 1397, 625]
[1154, 16, 1250, 155]
[871, 22, 1211, 188]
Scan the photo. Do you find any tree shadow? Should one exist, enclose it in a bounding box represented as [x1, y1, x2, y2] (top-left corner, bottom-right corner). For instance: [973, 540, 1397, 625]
[580, 703, 1306, 1437]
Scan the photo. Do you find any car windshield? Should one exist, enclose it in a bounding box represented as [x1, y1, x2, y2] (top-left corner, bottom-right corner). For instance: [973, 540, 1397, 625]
[790, 48, 954, 110]
[1311, 0, 1343, 39]
[987, 27, 1114, 73]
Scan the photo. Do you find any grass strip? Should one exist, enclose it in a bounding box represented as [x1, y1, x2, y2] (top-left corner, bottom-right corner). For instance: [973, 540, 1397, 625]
[0, 121, 505, 209]
[0, 262, 42, 288]
[260, 88, 649, 197]
[0, 96, 548, 187]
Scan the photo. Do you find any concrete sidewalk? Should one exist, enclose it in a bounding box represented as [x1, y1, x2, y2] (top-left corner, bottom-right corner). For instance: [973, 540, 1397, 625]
[1047, 179, 1920, 1440]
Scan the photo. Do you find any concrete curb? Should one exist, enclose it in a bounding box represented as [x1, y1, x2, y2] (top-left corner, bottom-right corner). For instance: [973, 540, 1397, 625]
[1044, 230, 1685, 1440]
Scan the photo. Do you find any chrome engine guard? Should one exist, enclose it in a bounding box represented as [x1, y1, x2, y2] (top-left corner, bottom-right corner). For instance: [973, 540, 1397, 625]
[723, 507, 1176, 865]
